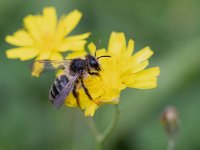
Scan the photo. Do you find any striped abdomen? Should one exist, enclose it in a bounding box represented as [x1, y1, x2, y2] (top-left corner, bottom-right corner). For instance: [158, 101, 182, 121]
[49, 75, 69, 103]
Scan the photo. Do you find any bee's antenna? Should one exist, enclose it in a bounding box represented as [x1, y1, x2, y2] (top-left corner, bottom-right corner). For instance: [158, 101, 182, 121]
[95, 40, 111, 59]
[95, 39, 101, 57]
[97, 55, 111, 59]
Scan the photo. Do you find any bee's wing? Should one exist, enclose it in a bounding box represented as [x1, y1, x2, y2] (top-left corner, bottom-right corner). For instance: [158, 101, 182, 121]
[30, 59, 71, 76]
[53, 74, 79, 108]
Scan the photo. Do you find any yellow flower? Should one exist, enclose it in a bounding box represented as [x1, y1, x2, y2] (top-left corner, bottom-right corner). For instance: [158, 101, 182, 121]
[65, 32, 160, 116]
[5, 7, 90, 76]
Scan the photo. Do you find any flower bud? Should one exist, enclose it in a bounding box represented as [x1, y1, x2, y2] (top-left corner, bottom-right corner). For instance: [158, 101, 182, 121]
[160, 106, 179, 138]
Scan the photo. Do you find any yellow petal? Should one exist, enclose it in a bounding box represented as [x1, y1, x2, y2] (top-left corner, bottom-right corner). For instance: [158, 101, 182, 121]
[65, 89, 88, 109]
[59, 39, 87, 52]
[49, 53, 64, 70]
[49, 52, 63, 60]
[96, 49, 107, 58]
[58, 33, 89, 52]
[57, 10, 82, 38]
[31, 59, 44, 77]
[65, 93, 78, 107]
[66, 51, 87, 59]
[5, 30, 33, 46]
[132, 46, 153, 63]
[131, 60, 149, 74]
[105, 97, 120, 104]
[78, 91, 99, 117]
[108, 32, 126, 57]
[43, 7, 57, 32]
[66, 32, 91, 41]
[84, 101, 98, 117]
[88, 43, 106, 57]
[37, 51, 51, 60]
[134, 67, 160, 80]
[120, 60, 149, 80]
[126, 39, 134, 56]
[126, 67, 160, 89]
[129, 79, 158, 89]
[24, 7, 57, 41]
[88, 42, 96, 55]
[23, 15, 41, 41]
[65, 86, 99, 116]
[99, 89, 121, 103]
[6, 47, 38, 61]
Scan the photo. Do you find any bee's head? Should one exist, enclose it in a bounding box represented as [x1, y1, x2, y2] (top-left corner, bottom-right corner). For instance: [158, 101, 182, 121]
[86, 40, 111, 72]
[86, 55, 101, 71]
[86, 54, 111, 72]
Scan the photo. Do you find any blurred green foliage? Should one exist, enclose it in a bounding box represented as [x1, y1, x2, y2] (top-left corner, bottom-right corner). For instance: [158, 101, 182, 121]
[0, 0, 200, 150]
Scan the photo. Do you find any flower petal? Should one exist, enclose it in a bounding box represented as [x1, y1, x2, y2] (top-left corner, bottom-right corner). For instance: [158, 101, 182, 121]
[108, 32, 126, 57]
[126, 67, 160, 89]
[49, 52, 63, 60]
[57, 10, 82, 38]
[84, 101, 98, 117]
[96, 49, 107, 58]
[128, 78, 158, 89]
[65, 93, 78, 107]
[88, 43, 107, 57]
[43, 7, 57, 32]
[66, 32, 91, 41]
[65, 89, 99, 116]
[58, 32, 90, 52]
[58, 39, 87, 52]
[126, 39, 134, 57]
[37, 51, 51, 60]
[6, 30, 34, 47]
[121, 60, 149, 81]
[131, 60, 149, 74]
[88, 42, 96, 55]
[24, 7, 57, 41]
[31, 59, 44, 77]
[23, 15, 42, 41]
[66, 51, 87, 59]
[132, 46, 153, 64]
[136, 67, 160, 80]
[6, 47, 38, 61]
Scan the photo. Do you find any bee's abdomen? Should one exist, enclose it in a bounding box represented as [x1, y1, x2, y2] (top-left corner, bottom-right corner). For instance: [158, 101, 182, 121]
[49, 75, 69, 102]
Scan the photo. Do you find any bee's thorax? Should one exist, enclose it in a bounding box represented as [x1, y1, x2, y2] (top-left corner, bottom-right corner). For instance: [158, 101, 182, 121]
[69, 58, 87, 75]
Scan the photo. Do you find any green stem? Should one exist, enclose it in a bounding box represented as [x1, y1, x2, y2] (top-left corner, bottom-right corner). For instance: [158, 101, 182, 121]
[101, 105, 120, 143]
[86, 105, 120, 150]
[87, 117, 101, 139]
[167, 137, 176, 150]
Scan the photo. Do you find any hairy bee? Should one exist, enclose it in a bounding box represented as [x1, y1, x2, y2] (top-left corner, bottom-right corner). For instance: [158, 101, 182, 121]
[32, 54, 110, 108]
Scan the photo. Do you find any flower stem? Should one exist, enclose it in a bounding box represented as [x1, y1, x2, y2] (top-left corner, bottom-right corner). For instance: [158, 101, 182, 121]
[86, 105, 120, 150]
[167, 137, 176, 150]
[101, 105, 120, 143]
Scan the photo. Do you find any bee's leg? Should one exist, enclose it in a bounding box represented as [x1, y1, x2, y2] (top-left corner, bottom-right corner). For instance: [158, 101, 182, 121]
[88, 72, 100, 76]
[87, 68, 100, 76]
[81, 79, 93, 100]
[72, 85, 80, 107]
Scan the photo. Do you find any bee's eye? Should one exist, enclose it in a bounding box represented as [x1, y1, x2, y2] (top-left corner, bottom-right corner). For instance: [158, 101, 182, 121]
[89, 58, 99, 69]
[90, 59, 97, 66]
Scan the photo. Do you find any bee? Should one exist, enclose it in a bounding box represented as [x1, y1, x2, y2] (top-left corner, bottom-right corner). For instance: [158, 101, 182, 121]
[32, 54, 110, 108]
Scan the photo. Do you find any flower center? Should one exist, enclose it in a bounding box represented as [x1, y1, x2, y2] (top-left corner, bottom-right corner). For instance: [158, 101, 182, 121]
[39, 32, 58, 53]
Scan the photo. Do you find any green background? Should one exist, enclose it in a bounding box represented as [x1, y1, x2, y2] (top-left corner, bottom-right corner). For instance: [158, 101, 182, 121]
[0, 0, 200, 150]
